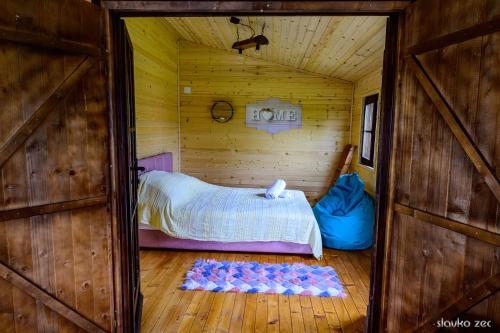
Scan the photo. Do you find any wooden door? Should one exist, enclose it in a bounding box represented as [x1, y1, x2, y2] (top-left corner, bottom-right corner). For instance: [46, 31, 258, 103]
[382, 0, 500, 331]
[0, 1, 115, 332]
[112, 18, 142, 332]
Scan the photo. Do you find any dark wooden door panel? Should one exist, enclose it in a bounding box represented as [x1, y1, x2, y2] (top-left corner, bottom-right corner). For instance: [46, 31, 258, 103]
[0, 57, 108, 209]
[112, 18, 142, 332]
[0, 1, 114, 332]
[383, 0, 500, 331]
[0, 0, 102, 52]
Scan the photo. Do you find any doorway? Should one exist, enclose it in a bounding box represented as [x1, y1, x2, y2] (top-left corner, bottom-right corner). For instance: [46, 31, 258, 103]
[108, 3, 401, 332]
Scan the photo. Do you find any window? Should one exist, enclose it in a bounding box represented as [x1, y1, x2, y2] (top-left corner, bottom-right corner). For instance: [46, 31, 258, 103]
[360, 94, 378, 168]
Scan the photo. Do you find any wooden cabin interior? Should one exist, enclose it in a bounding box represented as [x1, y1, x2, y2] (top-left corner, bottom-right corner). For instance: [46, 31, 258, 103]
[0, 1, 498, 333]
[126, 16, 385, 332]
[126, 16, 384, 201]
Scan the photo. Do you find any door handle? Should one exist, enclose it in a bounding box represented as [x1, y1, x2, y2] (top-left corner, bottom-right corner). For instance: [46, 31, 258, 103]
[131, 166, 145, 172]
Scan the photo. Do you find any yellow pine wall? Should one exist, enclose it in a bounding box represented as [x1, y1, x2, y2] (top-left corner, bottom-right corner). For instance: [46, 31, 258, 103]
[350, 67, 382, 196]
[125, 18, 180, 171]
[179, 42, 353, 203]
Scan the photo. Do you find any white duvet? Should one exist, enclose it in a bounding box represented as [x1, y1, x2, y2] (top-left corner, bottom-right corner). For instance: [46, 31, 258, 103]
[137, 171, 323, 259]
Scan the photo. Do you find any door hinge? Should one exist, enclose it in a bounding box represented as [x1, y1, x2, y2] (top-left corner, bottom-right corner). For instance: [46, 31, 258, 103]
[113, 309, 118, 329]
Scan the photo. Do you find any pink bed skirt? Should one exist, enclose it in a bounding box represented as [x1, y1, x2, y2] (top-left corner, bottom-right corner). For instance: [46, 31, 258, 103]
[139, 228, 313, 255]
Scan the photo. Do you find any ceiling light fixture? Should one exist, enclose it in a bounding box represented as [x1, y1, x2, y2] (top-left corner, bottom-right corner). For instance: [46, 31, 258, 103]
[230, 17, 269, 54]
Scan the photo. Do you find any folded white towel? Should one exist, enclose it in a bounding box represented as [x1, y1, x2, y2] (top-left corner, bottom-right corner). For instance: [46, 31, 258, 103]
[278, 190, 290, 198]
[266, 179, 287, 199]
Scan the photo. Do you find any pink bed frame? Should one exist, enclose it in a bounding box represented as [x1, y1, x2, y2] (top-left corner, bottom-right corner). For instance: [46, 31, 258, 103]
[137, 153, 313, 255]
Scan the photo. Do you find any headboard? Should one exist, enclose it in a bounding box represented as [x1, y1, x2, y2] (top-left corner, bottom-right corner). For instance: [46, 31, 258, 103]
[138, 152, 173, 173]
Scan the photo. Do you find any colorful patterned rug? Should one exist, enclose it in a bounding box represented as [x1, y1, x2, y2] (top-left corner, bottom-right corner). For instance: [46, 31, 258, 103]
[181, 259, 345, 297]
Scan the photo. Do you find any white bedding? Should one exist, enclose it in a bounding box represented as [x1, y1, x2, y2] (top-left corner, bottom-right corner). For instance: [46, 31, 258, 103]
[137, 171, 323, 259]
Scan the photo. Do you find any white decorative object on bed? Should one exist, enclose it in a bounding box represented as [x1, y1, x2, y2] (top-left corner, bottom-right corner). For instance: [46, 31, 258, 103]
[265, 178, 287, 199]
[138, 171, 323, 259]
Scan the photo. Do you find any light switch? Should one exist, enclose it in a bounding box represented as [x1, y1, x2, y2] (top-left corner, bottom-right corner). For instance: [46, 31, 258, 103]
[183, 86, 192, 94]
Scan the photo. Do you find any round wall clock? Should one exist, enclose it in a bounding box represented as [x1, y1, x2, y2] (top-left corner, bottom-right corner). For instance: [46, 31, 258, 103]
[210, 101, 234, 123]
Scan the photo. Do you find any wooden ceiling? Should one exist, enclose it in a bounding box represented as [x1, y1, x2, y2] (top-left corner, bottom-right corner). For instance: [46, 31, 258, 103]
[164, 16, 387, 82]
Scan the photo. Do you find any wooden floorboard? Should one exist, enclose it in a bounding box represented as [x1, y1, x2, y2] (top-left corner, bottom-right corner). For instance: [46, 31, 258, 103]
[140, 248, 372, 333]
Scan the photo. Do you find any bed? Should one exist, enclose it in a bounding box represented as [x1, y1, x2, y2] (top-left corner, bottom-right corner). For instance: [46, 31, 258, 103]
[137, 153, 323, 259]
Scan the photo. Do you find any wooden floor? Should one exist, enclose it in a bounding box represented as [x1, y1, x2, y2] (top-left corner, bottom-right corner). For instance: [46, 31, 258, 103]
[140, 248, 372, 333]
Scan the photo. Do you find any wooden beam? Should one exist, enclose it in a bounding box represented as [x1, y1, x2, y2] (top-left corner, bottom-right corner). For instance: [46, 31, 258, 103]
[0, 262, 107, 333]
[102, 1, 410, 13]
[0, 196, 108, 222]
[394, 203, 500, 247]
[416, 274, 500, 333]
[0, 26, 100, 57]
[406, 55, 500, 203]
[0, 57, 97, 168]
[329, 144, 356, 189]
[405, 18, 500, 55]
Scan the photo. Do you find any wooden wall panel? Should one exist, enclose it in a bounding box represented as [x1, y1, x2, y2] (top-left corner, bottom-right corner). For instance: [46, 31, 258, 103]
[383, 0, 500, 331]
[350, 67, 383, 196]
[179, 42, 353, 203]
[0, 1, 114, 331]
[125, 18, 180, 171]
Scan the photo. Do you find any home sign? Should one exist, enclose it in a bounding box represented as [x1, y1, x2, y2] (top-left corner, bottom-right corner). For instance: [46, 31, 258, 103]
[245, 98, 302, 134]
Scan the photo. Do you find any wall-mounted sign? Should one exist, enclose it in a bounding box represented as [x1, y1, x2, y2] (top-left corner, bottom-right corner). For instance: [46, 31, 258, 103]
[245, 98, 302, 134]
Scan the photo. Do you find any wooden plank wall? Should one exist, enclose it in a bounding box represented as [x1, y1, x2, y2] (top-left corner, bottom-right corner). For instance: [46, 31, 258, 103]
[384, 0, 500, 331]
[178, 42, 353, 203]
[350, 67, 383, 196]
[0, 0, 114, 332]
[125, 18, 180, 171]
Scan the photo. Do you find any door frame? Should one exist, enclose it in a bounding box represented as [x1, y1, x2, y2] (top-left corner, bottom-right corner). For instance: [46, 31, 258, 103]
[103, 1, 407, 332]
[110, 16, 143, 333]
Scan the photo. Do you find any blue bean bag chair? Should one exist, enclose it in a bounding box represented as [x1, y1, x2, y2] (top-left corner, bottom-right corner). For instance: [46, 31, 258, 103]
[313, 173, 374, 250]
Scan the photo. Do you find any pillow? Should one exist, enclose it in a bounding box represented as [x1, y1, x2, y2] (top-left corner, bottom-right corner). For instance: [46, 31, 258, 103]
[138, 171, 213, 209]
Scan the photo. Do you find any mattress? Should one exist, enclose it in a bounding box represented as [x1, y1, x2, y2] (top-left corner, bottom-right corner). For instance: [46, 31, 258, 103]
[137, 171, 323, 258]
